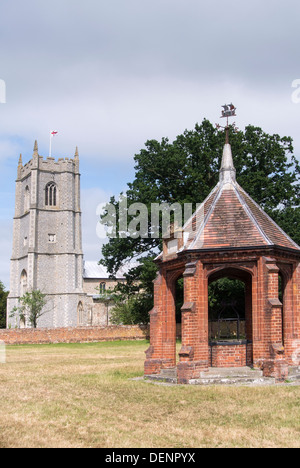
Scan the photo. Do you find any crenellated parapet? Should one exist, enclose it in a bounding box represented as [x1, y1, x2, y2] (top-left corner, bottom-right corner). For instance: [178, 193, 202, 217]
[17, 140, 80, 181]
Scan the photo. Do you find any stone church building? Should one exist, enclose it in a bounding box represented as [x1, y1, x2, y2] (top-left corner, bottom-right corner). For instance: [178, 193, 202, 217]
[7, 142, 130, 328]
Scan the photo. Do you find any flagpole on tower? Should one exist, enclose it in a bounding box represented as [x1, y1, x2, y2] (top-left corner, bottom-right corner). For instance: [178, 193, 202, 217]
[49, 131, 58, 158]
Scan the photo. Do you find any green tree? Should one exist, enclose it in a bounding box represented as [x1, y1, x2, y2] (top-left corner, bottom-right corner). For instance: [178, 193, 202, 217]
[0, 281, 8, 329]
[10, 290, 47, 329]
[100, 119, 300, 324]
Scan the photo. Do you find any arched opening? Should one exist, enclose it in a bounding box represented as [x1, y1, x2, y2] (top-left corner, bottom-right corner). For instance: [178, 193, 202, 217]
[163, 270, 184, 369]
[77, 301, 84, 326]
[20, 270, 28, 328]
[208, 278, 246, 342]
[208, 267, 253, 368]
[24, 186, 30, 213]
[45, 182, 58, 207]
[175, 275, 184, 324]
[20, 270, 28, 297]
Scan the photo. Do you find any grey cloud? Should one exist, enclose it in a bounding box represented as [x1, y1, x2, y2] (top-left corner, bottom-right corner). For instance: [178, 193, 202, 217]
[1, 0, 300, 289]
[1, 0, 300, 86]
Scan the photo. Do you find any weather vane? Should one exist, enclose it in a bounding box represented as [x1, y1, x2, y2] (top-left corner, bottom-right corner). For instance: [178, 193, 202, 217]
[216, 103, 238, 144]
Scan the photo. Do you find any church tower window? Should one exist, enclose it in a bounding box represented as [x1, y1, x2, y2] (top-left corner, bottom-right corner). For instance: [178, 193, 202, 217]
[77, 302, 84, 325]
[20, 270, 28, 297]
[24, 186, 30, 212]
[45, 182, 58, 207]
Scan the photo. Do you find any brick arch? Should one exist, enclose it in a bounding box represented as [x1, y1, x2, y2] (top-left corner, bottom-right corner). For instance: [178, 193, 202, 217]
[207, 265, 253, 284]
[166, 267, 185, 285]
[166, 268, 185, 310]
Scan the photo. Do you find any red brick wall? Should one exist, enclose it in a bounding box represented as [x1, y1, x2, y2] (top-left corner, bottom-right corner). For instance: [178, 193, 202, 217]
[210, 343, 253, 368]
[0, 325, 149, 345]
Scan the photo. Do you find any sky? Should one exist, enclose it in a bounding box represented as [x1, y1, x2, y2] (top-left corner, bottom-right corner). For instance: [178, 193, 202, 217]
[0, 0, 300, 289]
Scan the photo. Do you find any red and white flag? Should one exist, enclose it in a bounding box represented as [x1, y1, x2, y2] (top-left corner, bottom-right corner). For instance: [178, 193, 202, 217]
[49, 131, 58, 157]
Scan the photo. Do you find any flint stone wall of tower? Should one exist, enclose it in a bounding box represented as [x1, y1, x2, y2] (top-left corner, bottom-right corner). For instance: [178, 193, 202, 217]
[7, 144, 86, 328]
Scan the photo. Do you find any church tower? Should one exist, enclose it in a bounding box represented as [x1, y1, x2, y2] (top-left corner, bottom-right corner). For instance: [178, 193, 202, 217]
[7, 142, 85, 328]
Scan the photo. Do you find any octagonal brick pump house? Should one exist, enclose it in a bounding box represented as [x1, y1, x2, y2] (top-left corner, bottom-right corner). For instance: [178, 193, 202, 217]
[144, 136, 300, 384]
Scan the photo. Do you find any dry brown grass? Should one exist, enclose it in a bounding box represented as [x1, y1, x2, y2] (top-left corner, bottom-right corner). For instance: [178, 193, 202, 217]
[0, 340, 299, 448]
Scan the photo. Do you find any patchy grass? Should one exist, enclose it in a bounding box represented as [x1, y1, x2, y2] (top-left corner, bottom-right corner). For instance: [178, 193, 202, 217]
[0, 340, 299, 448]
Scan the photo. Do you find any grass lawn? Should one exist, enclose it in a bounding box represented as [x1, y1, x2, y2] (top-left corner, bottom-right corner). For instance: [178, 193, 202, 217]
[0, 340, 299, 448]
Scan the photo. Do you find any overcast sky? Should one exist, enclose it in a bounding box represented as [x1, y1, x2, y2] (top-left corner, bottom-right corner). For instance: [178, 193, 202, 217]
[0, 0, 300, 289]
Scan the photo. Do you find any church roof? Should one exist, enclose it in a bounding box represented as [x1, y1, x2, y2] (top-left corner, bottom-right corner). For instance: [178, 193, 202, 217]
[178, 143, 300, 253]
[83, 261, 139, 279]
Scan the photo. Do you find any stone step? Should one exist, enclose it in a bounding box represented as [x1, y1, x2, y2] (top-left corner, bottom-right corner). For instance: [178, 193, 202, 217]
[145, 373, 177, 384]
[144, 366, 300, 386]
[288, 366, 300, 381]
[200, 366, 264, 380]
[160, 367, 177, 378]
[189, 376, 275, 386]
[145, 366, 279, 386]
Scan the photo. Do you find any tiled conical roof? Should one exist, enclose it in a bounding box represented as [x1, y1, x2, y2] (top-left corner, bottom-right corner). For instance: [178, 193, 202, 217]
[180, 143, 300, 252]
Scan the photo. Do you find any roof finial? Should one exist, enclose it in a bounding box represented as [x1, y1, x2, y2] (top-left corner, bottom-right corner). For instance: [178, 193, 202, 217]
[219, 144, 236, 183]
[216, 104, 238, 184]
[18, 153, 23, 167]
[74, 146, 79, 159]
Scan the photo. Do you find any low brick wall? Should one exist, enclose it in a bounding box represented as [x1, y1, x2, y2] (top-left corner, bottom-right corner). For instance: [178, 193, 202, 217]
[0, 325, 149, 345]
[210, 341, 253, 368]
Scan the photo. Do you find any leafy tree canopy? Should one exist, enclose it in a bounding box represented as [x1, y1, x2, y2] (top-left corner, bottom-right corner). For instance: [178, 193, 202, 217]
[100, 119, 300, 324]
[10, 290, 47, 329]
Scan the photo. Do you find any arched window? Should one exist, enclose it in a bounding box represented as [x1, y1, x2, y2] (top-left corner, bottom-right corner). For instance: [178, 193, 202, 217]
[19, 270, 28, 328]
[77, 302, 84, 325]
[24, 186, 30, 212]
[45, 182, 58, 207]
[20, 270, 28, 297]
[99, 282, 106, 294]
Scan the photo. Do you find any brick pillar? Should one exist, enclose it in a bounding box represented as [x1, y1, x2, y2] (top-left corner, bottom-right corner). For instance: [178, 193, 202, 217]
[144, 271, 165, 375]
[252, 258, 265, 367]
[144, 268, 177, 375]
[262, 258, 288, 382]
[285, 262, 300, 366]
[245, 280, 253, 340]
[177, 260, 209, 384]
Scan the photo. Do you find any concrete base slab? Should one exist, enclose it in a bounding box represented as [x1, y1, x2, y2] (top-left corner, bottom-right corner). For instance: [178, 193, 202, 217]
[144, 366, 279, 386]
